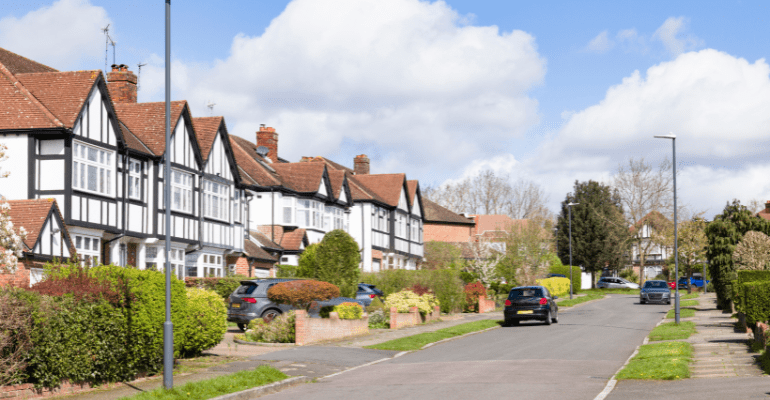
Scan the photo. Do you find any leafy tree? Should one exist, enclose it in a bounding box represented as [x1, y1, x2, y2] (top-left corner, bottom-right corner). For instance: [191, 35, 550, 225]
[555, 180, 630, 287]
[670, 216, 708, 278]
[496, 218, 553, 286]
[423, 241, 463, 270]
[315, 230, 361, 297]
[705, 200, 769, 309]
[296, 243, 320, 278]
[733, 231, 770, 271]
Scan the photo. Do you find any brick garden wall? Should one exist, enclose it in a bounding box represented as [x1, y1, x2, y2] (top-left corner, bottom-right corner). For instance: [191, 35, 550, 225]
[478, 296, 496, 313]
[389, 306, 421, 330]
[0, 260, 36, 288]
[294, 310, 369, 346]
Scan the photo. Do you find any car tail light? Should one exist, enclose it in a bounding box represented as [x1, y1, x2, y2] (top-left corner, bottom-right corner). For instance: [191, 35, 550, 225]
[370, 294, 376, 298]
[504, 299, 512, 306]
[539, 298, 547, 305]
[243, 298, 257, 304]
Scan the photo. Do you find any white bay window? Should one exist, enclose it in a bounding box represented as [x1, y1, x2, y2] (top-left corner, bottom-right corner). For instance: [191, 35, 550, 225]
[171, 170, 193, 213]
[73, 141, 113, 196]
[203, 180, 228, 221]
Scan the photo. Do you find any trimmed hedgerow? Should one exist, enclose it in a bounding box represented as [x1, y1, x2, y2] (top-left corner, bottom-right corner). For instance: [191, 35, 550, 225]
[549, 263, 582, 293]
[735, 271, 770, 316]
[464, 282, 486, 312]
[333, 302, 364, 319]
[267, 280, 339, 310]
[360, 269, 465, 313]
[182, 288, 227, 357]
[740, 281, 770, 324]
[536, 277, 571, 297]
[184, 275, 249, 301]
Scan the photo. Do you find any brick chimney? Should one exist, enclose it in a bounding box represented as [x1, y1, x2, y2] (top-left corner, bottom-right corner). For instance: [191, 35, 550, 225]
[106, 64, 137, 104]
[256, 125, 278, 162]
[354, 154, 370, 175]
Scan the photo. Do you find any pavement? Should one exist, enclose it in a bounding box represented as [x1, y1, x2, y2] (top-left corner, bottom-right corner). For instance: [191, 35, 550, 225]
[55, 309, 506, 400]
[606, 291, 770, 399]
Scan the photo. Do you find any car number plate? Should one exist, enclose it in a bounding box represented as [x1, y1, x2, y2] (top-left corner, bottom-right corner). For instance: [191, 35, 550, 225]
[517, 310, 533, 314]
[231, 303, 240, 308]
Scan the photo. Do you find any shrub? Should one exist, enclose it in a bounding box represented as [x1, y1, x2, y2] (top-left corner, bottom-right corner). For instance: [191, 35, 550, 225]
[0, 289, 33, 386]
[549, 259, 581, 293]
[29, 267, 128, 306]
[368, 310, 389, 329]
[296, 243, 319, 278]
[276, 264, 299, 278]
[366, 296, 385, 313]
[740, 281, 770, 324]
[464, 282, 486, 312]
[408, 283, 432, 296]
[737, 271, 770, 284]
[489, 281, 515, 297]
[244, 311, 296, 343]
[385, 290, 438, 315]
[360, 269, 464, 313]
[315, 230, 361, 297]
[184, 275, 248, 301]
[536, 277, 571, 297]
[267, 280, 339, 310]
[333, 302, 363, 319]
[182, 288, 227, 356]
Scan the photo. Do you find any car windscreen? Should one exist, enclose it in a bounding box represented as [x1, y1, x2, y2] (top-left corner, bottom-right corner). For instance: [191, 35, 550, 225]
[509, 288, 543, 298]
[644, 281, 668, 289]
[235, 283, 258, 295]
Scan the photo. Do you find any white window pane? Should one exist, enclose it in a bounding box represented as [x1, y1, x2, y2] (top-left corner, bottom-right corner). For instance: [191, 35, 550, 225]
[80, 164, 85, 188]
[84, 237, 91, 250]
[100, 169, 104, 193]
[87, 165, 97, 191]
[106, 170, 111, 195]
[73, 162, 78, 187]
[88, 147, 97, 161]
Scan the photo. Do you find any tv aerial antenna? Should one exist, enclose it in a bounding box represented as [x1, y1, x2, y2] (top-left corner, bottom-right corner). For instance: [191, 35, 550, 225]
[102, 24, 116, 72]
[206, 100, 216, 116]
[137, 63, 147, 91]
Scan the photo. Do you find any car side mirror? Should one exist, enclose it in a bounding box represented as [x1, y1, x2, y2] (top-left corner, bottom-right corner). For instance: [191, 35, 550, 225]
[553, 296, 558, 299]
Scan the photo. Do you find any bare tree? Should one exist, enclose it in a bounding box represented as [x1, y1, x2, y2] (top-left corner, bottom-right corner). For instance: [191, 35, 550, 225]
[464, 239, 503, 287]
[424, 169, 552, 221]
[611, 157, 673, 286]
[745, 199, 767, 215]
[497, 217, 554, 286]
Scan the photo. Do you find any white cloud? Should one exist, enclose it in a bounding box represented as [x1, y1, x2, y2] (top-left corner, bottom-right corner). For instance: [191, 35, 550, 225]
[586, 31, 613, 53]
[653, 17, 703, 56]
[140, 0, 546, 178]
[0, 0, 111, 70]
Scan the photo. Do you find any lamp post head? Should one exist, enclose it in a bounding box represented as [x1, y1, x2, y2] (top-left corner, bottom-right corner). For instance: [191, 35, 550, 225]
[654, 132, 676, 140]
[567, 202, 579, 206]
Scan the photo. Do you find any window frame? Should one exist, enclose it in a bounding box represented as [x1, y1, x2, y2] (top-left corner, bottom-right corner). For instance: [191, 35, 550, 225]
[203, 179, 229, 222]
[74, 234, 101, 267]
[127, 159, 142, 200]
[170, 169, 193, 213]
[72, 141, 114, 197]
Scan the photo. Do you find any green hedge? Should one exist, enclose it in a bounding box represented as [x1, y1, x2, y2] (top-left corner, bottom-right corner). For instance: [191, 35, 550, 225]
[184, 275, 248, 301]
[741, 281, 770, 324]
[733, 271, 770, 315]
[549, 264, 582, 293]
[360, 269, 464, 313]
[182, 288, 227, 357]
[737, 271, 770, 284]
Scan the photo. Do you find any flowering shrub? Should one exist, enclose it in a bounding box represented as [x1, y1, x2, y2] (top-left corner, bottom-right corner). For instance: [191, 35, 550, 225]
[244, 311, 296, 343]
[28, 267, 129, 306]
[464, 281, 487, 312]
[384, 290, 439, 315]
[333, 302, 363, 319]
[0, 200, 27, 275]
[267, 280, 340, 310]
[536, 277, 570, 297]
[368, 310, 389, 329]
[182, 288, 227, 356]
[408, 283, 432, 296]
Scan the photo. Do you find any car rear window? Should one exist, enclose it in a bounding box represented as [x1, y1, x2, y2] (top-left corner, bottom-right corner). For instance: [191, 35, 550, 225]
[235, 283, 258, 295]
[509, 288, 543, 298]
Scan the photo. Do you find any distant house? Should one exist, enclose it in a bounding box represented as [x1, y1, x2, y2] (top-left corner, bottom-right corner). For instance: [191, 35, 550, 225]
[422, 198, 476, 243]
[628, 211, 673, 279]
[0, 199, 74, 287]
[757, 200, 770, 221]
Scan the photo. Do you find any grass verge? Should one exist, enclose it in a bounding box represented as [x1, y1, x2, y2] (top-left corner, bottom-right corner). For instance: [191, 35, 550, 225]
[119, 366, 288, 400]
[363, 320, 500, 351]
[680, 293, 700, 300]
[558, 293, 604, 307]
[648, 321, 697, 341]
[666, 308, 695, 319]
[680, 300, 698, 307]
[616, 342, 693, 380]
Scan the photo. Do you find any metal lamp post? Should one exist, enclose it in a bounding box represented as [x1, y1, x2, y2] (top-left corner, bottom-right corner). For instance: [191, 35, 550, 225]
[568, 202, 579, 300]
[163, 0, 174, 389]
[654, 133, 679, 324]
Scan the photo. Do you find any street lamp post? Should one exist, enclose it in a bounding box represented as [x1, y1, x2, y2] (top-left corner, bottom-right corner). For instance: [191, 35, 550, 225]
[654, 133, 679, 325]
[568, 202, 579, 300]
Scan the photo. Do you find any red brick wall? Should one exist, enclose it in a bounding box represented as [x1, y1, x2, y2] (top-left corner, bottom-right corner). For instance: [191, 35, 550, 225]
[389, 306, 421, 330]
[294, 309, 369, 346]
[106, 65, 137, 104]
[0, 260, 35, 288]
[424, 223, 474, 243]
[478, 296, 496, 313]
[227, 256, 276, 278]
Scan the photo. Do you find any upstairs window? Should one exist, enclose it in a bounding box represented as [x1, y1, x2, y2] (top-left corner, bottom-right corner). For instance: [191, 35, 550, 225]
[128, 159, 142, 200]
[233, 190, 241, 223]
[171, 170, 193, 213]
[73, 141, 113, 196]
[297, 199, 310, 226]
[203, 180, 229, 221]
[283, 197, 294, 224]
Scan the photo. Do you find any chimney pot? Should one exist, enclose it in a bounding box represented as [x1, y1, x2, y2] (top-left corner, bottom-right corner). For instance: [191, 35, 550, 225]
[354, 154, 370, 175]
[107, 63, 137, 104]
[257, 126, 279, 163]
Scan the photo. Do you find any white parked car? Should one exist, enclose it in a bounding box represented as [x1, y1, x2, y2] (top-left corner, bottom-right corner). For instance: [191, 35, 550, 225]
[596, 277, 640, 289]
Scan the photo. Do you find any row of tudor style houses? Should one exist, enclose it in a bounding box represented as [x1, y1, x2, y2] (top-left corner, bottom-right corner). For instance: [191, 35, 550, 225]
[0, 47, 427, 287]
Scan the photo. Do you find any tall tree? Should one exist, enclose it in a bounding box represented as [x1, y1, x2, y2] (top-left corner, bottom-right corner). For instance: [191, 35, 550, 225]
[497, 217, 554, 286]
[611, 157, 673, 286]
[315, 230, 361, 298]
[556, 180, 629, 287]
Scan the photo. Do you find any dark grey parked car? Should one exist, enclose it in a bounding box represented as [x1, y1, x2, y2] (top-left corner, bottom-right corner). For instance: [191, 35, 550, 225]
[503, 286, 559, 326]
[227, 278, 368, 331]
[227, 278, 297, 331]
[639, 280, 671, 304]
[356, 283, 383, 306]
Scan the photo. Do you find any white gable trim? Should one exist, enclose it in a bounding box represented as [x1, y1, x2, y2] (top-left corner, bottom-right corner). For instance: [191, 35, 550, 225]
[397, 187, 409, 212]
[318, 179, 328, 198]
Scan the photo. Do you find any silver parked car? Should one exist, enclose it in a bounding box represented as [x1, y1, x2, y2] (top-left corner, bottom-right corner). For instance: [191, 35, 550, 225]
[639, 280, 671, 304]
[596, 277, 640, 289]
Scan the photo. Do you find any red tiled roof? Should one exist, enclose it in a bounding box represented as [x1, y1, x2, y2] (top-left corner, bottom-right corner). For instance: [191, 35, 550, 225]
[271, 163, 326, 193]
[328, 170, 346, 201]
[120, 122, 154, 155]
[0, 63, 63, 130]
[423, 198, 475, 225]
[301, 156, 354, 174]
[113, 101, 187, 156]
[250, 229, 283, 251]
[352, 173, 406, 207]
[15, 70, 99, 129]
[5, 198, 62, 250]
[469, 214, 517, 235]
[229, 135, 281, 187]
[193, 116, 223, 162]
[257, 225, 306, 251]
[244, 239, 278, 262]
[0, 47, 58, 74]
[629, 210, 671, 235]
[407, 180, 418, 205]
[758, 209, 770, 221]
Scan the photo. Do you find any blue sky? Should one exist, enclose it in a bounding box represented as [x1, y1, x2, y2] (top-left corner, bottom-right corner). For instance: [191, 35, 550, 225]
[2, 0, 770, 218]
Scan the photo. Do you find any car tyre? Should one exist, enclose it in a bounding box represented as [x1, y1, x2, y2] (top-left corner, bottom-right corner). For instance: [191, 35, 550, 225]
[666, 300, 671, 305]
[510, 319, 519, 326]
[545, 311, 552, 325]
[237, 323, 247, 331]
[552, 312, 558, 324]
[640, 299, 646, 304]
[261, 309, 281, 323]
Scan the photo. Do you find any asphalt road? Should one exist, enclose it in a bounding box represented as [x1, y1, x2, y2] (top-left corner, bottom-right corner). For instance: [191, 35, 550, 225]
[260, 295, 670, 400]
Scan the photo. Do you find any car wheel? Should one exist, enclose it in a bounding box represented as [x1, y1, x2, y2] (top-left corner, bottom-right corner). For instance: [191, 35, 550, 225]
[666, 300, 671, 305]
[545, 311, 552, 325]
[261, 309, 281, 323]
[552, 312, 558, 324]
[640, 299, 646, 304]
[510, 319, 519, 326]
[237, 323, 247, 331]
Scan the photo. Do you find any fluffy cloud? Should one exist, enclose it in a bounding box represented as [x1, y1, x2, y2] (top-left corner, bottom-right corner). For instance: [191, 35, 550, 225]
[587, 31, 613, 54]
[531, 49, 770, 216]
[653, 17, 703, 57]
[140, 0, 545, 177]
[585, 17, 701, 57]
[0, 0, 111, 70]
